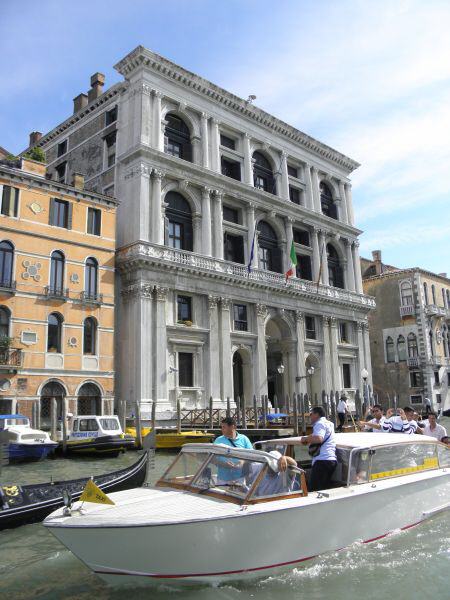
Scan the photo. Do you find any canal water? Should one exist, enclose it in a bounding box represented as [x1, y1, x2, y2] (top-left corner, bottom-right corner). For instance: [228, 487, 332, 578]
[1, 424, 450, 600]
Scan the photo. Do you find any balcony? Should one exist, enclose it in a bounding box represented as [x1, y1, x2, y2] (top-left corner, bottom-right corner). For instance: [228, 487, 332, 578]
[407, 356, 420, 368]
[430, 356, 443, 368]
[400, 304, 415, 318]
[44, 286, 69, 301]
[117, 241, 377, 310]
[0, 348, 23, 371]
[425, 304, 446, 317]
[0, 280, 16, 295]
[79, 291, 103, 306]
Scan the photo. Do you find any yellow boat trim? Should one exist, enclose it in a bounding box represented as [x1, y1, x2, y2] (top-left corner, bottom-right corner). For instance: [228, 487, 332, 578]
[370, 456, 439, 480]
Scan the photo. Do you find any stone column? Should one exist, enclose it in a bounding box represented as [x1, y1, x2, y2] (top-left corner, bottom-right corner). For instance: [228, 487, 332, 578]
[345, 239, 356, 291]
[243, 133, 253, 185]
[295, 312, 307, 393]
[321, 316, 333, 391]
[201, 112, 209, 169]
[201, 187, 212, 256]
[219, 298, 233, 401]
[280, 151, 290, 200]
[123, 164, 152, 244]
[345, 183, 355, 226]
[357, 320, 366, 392]
[319, 230, 329, 285]
[362, 321, 372, 383]
[138, 83, 152, 146]
[152, 90, 163, 150]
[246, 203, 256, 267]
[255, 303, 268, 398]
[304, 164, 315, 210]
[338, 180, 349, 224]
[285, 216, 295, 276]
[193, 214, 202, 254]
[151, 169, 164, 244]
[208, 296, 221, 402]
[352, 241, 363, 293]
[154, 286, 168, 405]
[311, 226, 321, 281]
[329, 317, 341, 391]
[211, 118, 221, 173]
[311, 166, 321, 213]
[212, 190, 224, 259]
[191, 136, 202, 166]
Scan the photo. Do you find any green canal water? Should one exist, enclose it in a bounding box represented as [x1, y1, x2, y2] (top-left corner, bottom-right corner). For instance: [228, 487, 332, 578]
[1, 423, 450, 600]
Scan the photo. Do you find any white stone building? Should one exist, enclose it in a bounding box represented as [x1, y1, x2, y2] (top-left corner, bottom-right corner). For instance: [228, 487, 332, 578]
[30, 46, 375, 419]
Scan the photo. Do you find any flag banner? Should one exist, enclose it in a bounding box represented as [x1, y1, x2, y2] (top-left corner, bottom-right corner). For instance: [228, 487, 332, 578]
[79, 479, 115, 505]
[247, 228, 256, 273]
[285, 240, 298, 281]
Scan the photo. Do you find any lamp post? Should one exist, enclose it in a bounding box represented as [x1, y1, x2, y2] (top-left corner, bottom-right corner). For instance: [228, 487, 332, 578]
[361, 367, 369, 413]
[296, 366, 315, 410]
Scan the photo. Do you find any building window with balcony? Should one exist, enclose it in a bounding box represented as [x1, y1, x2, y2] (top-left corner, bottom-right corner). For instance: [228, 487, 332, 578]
[397, 335, 407, 361]
[327, 244, 344, 289]
[257, 221, 281, 273]
[400, 280, 413, 305]
[305, 316, 316, 340]
[87, 207, 101, 236]
[47, 312, 63, 353]
[177, 295, 192, 323]
[83, 317, 97, 355]
[49, 251, 65, 295]
[1, 185, 19, 217]
[178, 352, 193, 387]
[289, 186, 300, 205]
[320, 182, 337, 219]
[253, 151, 275, 194]
[224, 233, 245, 264]
[55, 162, 67, 183]
[164, 114, 192, 162]
[407, 333, 418, 357]
[104, 132, 116, 168]
[434, 371, 440, 386]
[223, 205, 240, 224]
[423, 282, 429, 305]
[296, 254, 312, 281]
[85, 257, 98, 299]
[233, 304, 247, 331]
[342, 363, 352, 388]
[386, 336, 395, 362]
[220, 134, 236, 150]
[410, 371, 421, 387]
[221, 157, 241, 181]
[57, 140, 67, 157]
[105, 105, 118, 126]
[0, 307, 10, 338]
[293, 229, 310, 247]
[431, 284, 436, 305]
[0, 241, 14, 288]
[49, 198, 71, 229]
[165, 192, 193, 252]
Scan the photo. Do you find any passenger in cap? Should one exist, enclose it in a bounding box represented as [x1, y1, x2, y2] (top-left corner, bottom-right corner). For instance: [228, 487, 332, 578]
[254, 450, 298, 497]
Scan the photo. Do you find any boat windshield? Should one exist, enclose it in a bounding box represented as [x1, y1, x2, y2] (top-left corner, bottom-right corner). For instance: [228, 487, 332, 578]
[99, 418, 121, 431]
[0, 418, 29, 428]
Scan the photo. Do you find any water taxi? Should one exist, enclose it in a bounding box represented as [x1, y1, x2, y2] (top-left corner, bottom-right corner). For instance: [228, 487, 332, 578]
[125, 426, 214, 449]
[44, 433, 450, 587]
[65, 415, 135, 457]
[0, 414, 57, 462]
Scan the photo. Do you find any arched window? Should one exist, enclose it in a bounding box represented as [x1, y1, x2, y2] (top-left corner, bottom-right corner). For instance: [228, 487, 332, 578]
[0, 307, 10, 338]
[442, 325, 449, 357]
[164, 114, 192, 162]
[429, 328, 434, 356]
[78, 382, 102, 415]
[83, 317, 97, 355]
[423, 282, 428, 305]
[50, 251, 64, 294]
[40, 381, 65, 430]
[85, 257, 98, 299]
[447, 290, 450, 307]
[407, 333, 418, 358]
[386, 336, 395, 362]
[0, 241, 14, 288]
[327, 244, 344, 289]
[253, 152, 275, 194]
[397, 335, 407, 361]
[442, 288, 446, 308]
[400, 280, 413, 306]
[165, 191, 193, 251]
[257, 221, 281, 273]
[320, 182, 337, 220]
[431, 284, 436, 305]
[47, 313, 63, 353]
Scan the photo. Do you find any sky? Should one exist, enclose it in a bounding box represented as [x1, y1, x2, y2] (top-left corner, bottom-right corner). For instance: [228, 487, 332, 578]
[1, 0, 449, 273]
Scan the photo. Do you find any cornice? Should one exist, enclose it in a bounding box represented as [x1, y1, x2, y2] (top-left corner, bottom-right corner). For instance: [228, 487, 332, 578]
[363, 267, 450, 286]
[114, 46, 360, 174]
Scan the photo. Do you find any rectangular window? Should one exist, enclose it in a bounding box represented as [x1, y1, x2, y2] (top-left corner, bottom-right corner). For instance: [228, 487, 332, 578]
[222, 205, 239, 224]
[168, 221, 182, 249]
[434, 371, 440, 385]
[105, 132, 116, 167]
[287, 164, 298, 178]
[224, 233, 245, 264]
[233, 304, 248, 331]
[87, 207, 101, 236]
[220, 134, 235, 150]
[305, 316, 316, 340]
[177, 296, 192, 322]
[436, 393, 442, 404]
[255, 175, 267, 191]
[1, 185, 19, 217]
[50, 199, 69, 228]
[55, 162, 66, 183]
[339, 322, 349, 343]
[179, 352, 193, 387]
[296, 255, 312, 281]
[448, 372, 450, 386]
[105, 106, 118, 126]
[289, 186, 300, 204]
[167, 139, 182, 158]
[410, 394, 423, 404]
[57, 140, 67, 157]
[293, 229, 310, 246]
[342, 363, 352, 388]
[221, 157, 241, 181]
[410, 371, 421, 387]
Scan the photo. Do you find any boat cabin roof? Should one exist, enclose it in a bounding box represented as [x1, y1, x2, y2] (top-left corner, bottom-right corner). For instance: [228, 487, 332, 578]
[268, 432, 440, 449]
[0, 414, 28, 420]
[182, 442, 281, 470]
[71, 415, 119, 420]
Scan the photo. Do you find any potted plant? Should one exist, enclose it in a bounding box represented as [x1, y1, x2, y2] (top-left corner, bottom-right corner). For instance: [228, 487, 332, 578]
[0, 335, 13, 364]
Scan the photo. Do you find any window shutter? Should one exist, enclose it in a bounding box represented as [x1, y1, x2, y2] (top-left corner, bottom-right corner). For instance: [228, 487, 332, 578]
[49, 198, 55, 225]
[67, 202, 73, 229]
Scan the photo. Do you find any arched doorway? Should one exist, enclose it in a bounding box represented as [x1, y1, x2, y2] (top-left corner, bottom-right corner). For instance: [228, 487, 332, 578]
[40, 381, 65, 429]
[78, 382, 102, 415]
[265, 316, 293, 408]
[232, 349, 252, 405]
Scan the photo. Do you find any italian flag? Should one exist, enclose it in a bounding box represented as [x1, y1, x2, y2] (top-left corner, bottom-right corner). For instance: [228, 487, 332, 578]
[285, 240, 298, 281]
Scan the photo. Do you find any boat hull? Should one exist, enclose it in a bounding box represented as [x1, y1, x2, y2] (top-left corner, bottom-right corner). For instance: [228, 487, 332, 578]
[8, 442, 57, 462]
[45, 469, 450, 587]
[64, 435, 135, 457]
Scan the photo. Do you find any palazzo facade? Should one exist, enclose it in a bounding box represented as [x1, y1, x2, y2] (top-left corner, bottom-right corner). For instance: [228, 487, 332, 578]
[30, 46, 375, 419]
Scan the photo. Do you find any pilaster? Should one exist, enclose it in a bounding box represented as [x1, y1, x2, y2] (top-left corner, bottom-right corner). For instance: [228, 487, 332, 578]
[152, 90, 163, 150]
[208, 296, 221, 402]
[338, 180, 349, 224]
[154, 286, 168, 404]
[329, 316, 341, 391]
[256, 303, 268, 398]
[344, 239, 356, 291]
[243, 133, 253, 185]
[201, 187, 212, 256]
[352, 241, 363, 293]
[344, 183, 355, 226]
[321, 315, 333, 391]
[212, 190, 224, 259]
[201, 112, 209, 169]
[219, 297, 233, 400]
[280, 151, 290, 200]
[151, 169, 164, 244]
[311, 166, 321, 213]
[210, 118, 221, 172]
[319, 230, 329, 285]
[295, 311, 307, 393]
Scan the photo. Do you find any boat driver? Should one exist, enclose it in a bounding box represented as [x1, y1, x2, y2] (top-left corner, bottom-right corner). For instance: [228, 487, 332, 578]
[300, 406, 337, 491]
[213, 417, 253, 484]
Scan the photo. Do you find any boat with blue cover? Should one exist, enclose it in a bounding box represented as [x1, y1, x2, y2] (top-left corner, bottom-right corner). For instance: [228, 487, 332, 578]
[0, 414, 57, 462]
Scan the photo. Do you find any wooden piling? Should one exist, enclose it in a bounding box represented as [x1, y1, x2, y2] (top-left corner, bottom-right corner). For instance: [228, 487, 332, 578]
[242, 395, 247, 429]
[261, 395, 267, 428]
[253, 395, 257, 428]
[120, 400, 127, 433]
[134, 401, 143, 449]
[50, 397, 57, 442]
[226, 397, 231, 418]
[176, 397, 181, 434]
[300, 393, 306, 435]
[209, 396, 213, 429]
[236, 396, 241, 427]
[61, 398, 68, 455]
[273, 394, 278, 412]
[293, 393, 299, 436]
[151, 400, 157, 431]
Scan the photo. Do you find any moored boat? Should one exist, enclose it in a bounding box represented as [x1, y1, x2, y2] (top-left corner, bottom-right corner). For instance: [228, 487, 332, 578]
[65, 415, 135, 457]
[0, 452, 148, 530]
[0, 415, 57, 462]
[125, 426, 215, 449]
[44, 433, 450, 587]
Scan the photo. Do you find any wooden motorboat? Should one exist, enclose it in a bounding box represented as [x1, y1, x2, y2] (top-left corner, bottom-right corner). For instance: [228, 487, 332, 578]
[65, 415, 135, 457]
[0, 452, 147, 530]
[0, 415, 57, 462]
[44, 433, 450, 587]
[125, 427, 214, 449]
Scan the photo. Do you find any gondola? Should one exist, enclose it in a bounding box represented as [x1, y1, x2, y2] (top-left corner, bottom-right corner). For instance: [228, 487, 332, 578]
[0, 451, 148, 530]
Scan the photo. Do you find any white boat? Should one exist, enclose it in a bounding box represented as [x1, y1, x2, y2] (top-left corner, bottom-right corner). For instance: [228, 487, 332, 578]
[44, 433, 450, 587]
[65, 415, 135, 456]
[0, 414, 57, 461]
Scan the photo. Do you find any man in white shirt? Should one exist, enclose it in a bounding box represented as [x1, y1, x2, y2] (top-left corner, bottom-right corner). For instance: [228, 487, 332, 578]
[359, 404, 386, 433]
[300, 406, 336, 491]
[423, 412, 447, 441]
[336, 395, 348, 432]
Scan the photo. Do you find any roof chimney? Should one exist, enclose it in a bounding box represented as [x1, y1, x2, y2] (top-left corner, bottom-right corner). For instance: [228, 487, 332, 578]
[87, 72, 105, 103]
[372, 250, 383, 275]
[438, 272, 447, 278]
[71, 172, 85, 190]
[29, 131, 42, 147]
[73, 93, 88, 114]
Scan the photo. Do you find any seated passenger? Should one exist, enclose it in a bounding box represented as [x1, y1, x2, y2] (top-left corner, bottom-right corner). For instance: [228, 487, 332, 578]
[214, 417, 253, 484]
[254, 450, 298, 497]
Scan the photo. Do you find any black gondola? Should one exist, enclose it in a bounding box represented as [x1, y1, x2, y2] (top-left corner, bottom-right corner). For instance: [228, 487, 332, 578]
[0, 452, 148, 530]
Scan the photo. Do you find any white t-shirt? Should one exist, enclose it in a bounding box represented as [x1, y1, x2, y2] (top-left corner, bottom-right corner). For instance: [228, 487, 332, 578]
[364, 416, 386, 433]
[337, 400, 347, 413]
[423, 421, 447, 441]
[311, 417, 336, 464]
